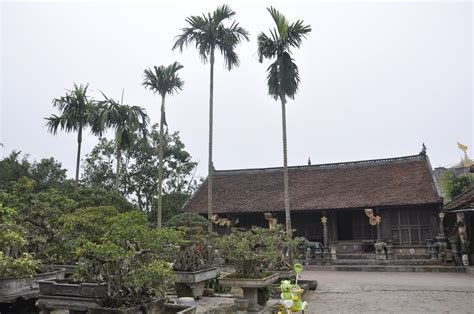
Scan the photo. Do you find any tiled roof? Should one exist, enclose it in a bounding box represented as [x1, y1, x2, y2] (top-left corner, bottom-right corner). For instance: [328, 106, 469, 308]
[444, 187, 474, 211]
[183, 154, 442, 214]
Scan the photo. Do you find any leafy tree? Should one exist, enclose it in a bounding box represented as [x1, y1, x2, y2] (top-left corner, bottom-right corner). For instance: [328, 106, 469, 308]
[82, 126, 198, 220]
[257, 7, 311, 262]
[173, 5, 249, 232]
[0, 151, 69, 192]
[30, 157, 67, 191]
[440, 172, 473, 202]
[165, 212, 209, 230]
[143, 62, 184, 229]
[0, 151, 31, 189]
[97, 92, 149, 192]
[45, 83, 102, 188]
[0, 177, 77, 262]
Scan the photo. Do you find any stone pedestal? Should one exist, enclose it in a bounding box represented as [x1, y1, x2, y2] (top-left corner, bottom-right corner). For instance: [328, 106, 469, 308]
[386, 240, 394, 260]
[220, 273, 279, 313]
[174, 267, 218, 299]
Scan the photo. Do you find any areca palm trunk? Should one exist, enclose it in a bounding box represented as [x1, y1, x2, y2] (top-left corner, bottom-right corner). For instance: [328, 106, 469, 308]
[207, 47, 215, 234]
[280, 95, 293, 263]
[75, 125, 83, 189]
[115, 144, 121, 191]
[157, 95, 166, 229]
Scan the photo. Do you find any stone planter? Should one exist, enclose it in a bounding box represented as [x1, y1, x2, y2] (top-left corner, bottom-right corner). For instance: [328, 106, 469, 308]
[36, 279, 106, 313]
[0, 268, 65, 303]
[87, 299, 166, 314]
[278, 270, 295, 280]
[174, 267, 218, 299]
[38, 278, 107, 298]
[163, 303, 197, 314]
[53, 264, 77, 277]
[220, 272, 279, 312]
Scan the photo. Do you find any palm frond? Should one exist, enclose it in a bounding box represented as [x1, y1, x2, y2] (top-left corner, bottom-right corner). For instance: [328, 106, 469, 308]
[173, 5, 248, 70]
[143, 62, 184, 97]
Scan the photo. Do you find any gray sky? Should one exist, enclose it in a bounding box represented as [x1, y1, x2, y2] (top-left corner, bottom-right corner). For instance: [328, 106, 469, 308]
[1, 0, 472, 179]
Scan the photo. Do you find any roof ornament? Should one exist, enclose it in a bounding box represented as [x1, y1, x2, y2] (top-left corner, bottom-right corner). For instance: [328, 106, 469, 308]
[457, 142, 473, 168]
[264, 212, 278, 229]
[419, 143, 427, 156]
[308, 157, 311, 165]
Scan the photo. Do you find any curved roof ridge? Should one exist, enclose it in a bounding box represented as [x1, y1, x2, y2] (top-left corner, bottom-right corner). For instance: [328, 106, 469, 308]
[215, 154, 425, 176]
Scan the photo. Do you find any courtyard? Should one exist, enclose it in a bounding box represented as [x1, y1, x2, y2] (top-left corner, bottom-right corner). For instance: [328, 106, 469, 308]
[303, 271, 474, 313]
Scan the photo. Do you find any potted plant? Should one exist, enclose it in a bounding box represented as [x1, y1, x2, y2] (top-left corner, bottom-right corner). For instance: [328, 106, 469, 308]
[0, 204, 65, 305]
[36, 209, 186, 313]
[166, 213, 218, 299]
[216, 227, 281, 312]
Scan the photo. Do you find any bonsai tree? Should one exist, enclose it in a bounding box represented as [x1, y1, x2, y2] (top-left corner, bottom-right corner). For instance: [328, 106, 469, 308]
[166, 213, 213, 272]
[69, 209, 182, 308]
[0, 204, 41, 278]
[216, 226, 281, 278]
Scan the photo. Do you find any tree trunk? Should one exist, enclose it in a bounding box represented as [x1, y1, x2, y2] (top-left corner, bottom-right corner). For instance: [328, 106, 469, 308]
[75, 125, 83, 189]
[115, 144, 121, 192]
[157, 95, 166, 229]
[207, 47, 215, 234]
[280, 95, 293, 264]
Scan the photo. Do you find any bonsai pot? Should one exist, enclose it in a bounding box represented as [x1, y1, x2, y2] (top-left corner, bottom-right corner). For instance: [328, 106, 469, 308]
[174, 267, 218, 299]
[220, 272, 279, 312]
[0, 268, 65, 303]
[36, 279, 107, 313]
[53, 264, 77, 278]
[163, 303, 197, 314]
[87, 299, 166, 314]
[278, 270, 295, 280]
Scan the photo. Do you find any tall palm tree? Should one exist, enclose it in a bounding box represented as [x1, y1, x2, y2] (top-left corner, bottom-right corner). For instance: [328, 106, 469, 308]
[173, 5, 249, 233]
[45, 83, 101, 188]
[257, 7, 311, 261]
[98, 91, 149, 193]
[143, 62, 184, 229]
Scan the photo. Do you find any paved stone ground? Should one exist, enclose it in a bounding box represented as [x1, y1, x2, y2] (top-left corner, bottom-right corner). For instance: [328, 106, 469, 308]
[196, 271, 474, 313]
[301, 271, 474, 313]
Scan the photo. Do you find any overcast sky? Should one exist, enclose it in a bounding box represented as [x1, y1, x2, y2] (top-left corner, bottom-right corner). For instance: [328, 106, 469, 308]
[1, 0, 472, 179]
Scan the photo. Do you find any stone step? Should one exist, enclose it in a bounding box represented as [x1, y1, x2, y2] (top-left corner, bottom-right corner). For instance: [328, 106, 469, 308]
[305, 265, 466, 273]
[333, 259, 442, 266]
[335, 254, 376, 260]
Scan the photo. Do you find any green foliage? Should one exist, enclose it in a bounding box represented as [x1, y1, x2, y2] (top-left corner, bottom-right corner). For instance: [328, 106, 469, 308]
[0, 178, 77, 262]
[0, 152, 67, 192]
[0, 252, 41, 278]
[216, 226, 281, 277]
[143, 62, 184, 97]
[65, 188, 137, 212]
[0, 151, 30, 189]
[440, 172, 473, 202]
[30, 157, 67, 191]
[82, 127, 198, 220]
[71, 209, 181, 306]
[165, 212, 209, 230]
[172, 5, 249, 70]
[257, 7, 311, 102]
[0, 204, 41, 278]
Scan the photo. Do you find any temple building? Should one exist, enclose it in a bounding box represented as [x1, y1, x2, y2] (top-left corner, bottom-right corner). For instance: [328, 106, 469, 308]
[183, 152, 445, 259]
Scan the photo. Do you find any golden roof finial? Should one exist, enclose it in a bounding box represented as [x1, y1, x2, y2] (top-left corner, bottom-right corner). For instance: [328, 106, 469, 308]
[457, 142, 473, 168]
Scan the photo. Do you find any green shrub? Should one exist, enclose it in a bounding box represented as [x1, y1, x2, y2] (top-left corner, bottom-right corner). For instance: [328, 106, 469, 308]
[165, 212, 209, 230]
[216, 226, 281, 278]
[0, 252, 41, 278]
